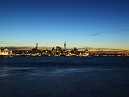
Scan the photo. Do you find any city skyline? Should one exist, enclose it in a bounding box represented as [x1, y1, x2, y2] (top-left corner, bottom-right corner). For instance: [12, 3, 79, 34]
[0, 0, 129, 50]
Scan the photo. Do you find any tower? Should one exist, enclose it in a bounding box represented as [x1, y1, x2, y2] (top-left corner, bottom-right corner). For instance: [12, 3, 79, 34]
[35, 43, 38, 49]
[64, 40, 66, 50]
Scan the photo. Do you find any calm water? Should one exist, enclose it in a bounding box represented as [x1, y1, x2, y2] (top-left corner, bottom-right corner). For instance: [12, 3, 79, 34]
[0, 56, 129, 97]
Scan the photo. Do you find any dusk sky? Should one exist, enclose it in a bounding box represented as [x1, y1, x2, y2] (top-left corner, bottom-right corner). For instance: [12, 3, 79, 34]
[0, 0, 129, 50]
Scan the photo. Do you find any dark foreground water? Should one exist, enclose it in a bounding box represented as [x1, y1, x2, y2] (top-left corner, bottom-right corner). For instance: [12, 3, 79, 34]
[0, 56, 129, 97]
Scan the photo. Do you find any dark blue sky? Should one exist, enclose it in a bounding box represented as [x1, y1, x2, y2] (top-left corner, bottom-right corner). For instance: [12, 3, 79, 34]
[0, 0, 129, 49]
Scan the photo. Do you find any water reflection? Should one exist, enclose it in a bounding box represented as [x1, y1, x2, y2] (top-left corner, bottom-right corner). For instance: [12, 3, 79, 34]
[0, 57, 129, 97]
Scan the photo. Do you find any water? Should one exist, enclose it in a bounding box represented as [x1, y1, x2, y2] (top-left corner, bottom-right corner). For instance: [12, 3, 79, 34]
[0, 56, 129, 97]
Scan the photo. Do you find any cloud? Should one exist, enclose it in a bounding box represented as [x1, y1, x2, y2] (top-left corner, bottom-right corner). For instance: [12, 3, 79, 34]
[7, 47, 32, 50]
[91, 28, 129, 36]
[4, 46, 53, 50]
[0, 42, 24, 44]
[79, 47, 129, 52]
[114, 28, 129, 33]
[90, 31, 108, 36]
[91, 32, 104, 36]
[0, 41, 6, 43]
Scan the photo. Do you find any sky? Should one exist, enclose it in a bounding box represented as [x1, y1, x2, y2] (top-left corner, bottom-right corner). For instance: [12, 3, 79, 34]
[0, 0, 129, 50]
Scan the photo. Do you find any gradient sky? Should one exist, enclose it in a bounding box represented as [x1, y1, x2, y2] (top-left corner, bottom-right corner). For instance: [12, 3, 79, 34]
[0, 0, 129, 49]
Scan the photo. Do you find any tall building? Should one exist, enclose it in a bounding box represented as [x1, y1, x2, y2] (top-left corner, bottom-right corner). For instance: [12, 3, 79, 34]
[36, 43, 38, 49]
[32, 43, 38, 51]
[64, 41, 66, 50]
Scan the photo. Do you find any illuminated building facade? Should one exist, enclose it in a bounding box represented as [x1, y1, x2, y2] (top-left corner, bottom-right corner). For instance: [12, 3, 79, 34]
[0, 47, 9, 55]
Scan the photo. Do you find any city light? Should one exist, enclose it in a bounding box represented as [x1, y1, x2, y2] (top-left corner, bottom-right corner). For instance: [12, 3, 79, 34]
[0, 42, 128, 57]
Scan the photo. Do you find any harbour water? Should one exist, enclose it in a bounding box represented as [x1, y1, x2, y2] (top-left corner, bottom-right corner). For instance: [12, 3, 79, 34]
[0, 56, 129, 97]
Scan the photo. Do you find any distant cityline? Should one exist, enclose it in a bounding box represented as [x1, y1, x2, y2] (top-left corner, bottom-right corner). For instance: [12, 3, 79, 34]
[0, 42, 129, 57]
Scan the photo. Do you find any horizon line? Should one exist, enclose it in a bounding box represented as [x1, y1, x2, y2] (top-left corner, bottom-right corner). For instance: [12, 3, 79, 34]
[1, 46, 129, 52]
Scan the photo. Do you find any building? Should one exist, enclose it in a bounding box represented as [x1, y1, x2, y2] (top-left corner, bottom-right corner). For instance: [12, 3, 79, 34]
[0, 47, 9, 55]
[64, 41, 66, 50]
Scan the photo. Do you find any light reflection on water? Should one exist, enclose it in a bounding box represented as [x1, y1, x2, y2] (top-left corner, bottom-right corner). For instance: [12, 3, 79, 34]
[0, 65, 123, 78]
